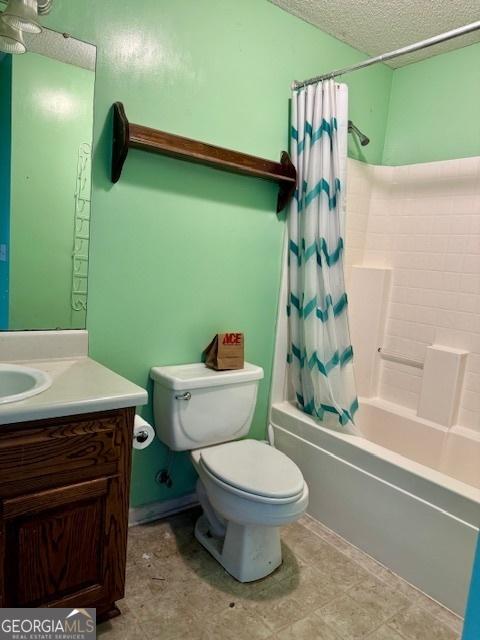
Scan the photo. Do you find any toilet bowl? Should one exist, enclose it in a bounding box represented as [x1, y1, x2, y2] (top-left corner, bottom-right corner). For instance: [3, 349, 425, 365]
[191, 439, 308, 582]
[150, 362, 308, 582]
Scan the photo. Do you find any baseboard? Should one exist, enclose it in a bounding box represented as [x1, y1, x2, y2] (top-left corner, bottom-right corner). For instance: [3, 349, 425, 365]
[128, 493, 198, 527]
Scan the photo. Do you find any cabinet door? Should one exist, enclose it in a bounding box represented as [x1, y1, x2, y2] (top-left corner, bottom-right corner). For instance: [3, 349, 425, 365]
[1, 477, 112, 608]
[0, 407, 134, 616]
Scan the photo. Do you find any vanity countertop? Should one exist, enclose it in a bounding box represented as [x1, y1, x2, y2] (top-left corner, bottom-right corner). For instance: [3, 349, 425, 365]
[0, 357, 148, 425]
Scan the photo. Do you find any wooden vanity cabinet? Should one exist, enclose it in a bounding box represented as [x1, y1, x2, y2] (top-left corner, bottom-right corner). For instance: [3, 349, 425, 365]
[0, 406, 135, 621]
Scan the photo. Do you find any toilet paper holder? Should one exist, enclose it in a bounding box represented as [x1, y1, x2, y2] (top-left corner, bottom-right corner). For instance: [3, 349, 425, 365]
[133, 415, 155, 450]
[134, 429, 150, 444]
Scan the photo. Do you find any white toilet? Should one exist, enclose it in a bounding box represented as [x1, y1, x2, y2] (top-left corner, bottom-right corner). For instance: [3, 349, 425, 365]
[150, 362, 308, 582]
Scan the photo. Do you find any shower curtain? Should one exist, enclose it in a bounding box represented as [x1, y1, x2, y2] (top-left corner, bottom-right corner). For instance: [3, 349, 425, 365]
[287, 80, 358, 428]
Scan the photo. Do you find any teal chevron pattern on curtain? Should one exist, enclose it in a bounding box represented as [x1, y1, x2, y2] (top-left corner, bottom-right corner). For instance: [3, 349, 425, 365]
[288, 80, 358, 428]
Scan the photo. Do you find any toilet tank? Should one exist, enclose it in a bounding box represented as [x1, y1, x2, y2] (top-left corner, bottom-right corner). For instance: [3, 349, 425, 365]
[150, 362, 264, 451]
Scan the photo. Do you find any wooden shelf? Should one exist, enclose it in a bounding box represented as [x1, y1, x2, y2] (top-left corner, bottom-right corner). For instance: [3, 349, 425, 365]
[111, 102, 296, 212]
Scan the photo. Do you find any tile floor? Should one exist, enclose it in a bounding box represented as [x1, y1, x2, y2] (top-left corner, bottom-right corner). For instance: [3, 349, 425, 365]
[98, 508, 463, 640]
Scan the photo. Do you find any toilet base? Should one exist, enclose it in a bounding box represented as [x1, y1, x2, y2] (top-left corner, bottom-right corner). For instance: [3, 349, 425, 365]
[195, 513, 282, 582]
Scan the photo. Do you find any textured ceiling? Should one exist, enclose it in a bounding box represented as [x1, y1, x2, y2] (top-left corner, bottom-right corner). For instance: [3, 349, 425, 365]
[269, 0, 480, 68]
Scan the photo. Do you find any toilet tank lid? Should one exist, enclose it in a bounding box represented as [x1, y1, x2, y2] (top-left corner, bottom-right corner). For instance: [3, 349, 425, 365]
[150, 362, 264, 391]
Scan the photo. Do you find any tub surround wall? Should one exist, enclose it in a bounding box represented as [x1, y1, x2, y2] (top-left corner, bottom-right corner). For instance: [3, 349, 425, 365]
[347, 265, 391, 398]
[342, 156, 480, 436]
[418, 345, 468, 427]
[361, 156, 480, 434]
[343, 159, 373, 282]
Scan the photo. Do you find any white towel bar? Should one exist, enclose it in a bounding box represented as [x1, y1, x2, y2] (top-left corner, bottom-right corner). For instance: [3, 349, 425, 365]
[377, 348, 424, 370]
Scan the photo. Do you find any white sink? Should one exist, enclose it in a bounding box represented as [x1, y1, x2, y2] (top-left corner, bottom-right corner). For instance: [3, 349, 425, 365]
[0, 364, 52, 405]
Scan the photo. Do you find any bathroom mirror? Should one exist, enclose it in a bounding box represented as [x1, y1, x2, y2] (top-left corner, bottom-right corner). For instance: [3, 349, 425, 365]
[0, 28, 96, 330]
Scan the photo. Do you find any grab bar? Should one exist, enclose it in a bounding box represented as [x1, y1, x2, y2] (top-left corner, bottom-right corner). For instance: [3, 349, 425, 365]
[377, 347, 424, 369]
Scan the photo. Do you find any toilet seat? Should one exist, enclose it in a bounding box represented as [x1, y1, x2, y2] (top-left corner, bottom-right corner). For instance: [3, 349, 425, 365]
[192, 439, 305, 503]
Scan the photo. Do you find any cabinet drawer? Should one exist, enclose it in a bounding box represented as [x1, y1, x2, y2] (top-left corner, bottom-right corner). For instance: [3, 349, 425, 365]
[0, 412, 126, 494]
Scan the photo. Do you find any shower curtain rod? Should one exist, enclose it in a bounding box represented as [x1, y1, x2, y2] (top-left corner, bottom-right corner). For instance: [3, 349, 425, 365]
[292, 20, 480, 90]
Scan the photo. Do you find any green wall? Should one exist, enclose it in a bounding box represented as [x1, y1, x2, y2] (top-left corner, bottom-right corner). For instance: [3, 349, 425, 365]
[9, 53, 94, 330]
[382, 42, 480, 165]
[42, 0, 392, 507]
[0, 55, 11, 330]
[40, 1, 480, 507]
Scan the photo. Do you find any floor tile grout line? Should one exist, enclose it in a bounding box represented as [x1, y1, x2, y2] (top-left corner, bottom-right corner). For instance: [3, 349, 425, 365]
[299, 521, 463, 637]
[363, 617, 411, 640]
[302, 515, 398, 573]
[315, 584, 413, 640]
[299, 515, 463, 631]
[110, 513, 463, 640]
[263, 607, 341, 638]
[251, 522, 459, 638]
[361, 602, 419, 640]
[312, 606, 365, 640]
[298, 517, 410, 589]
[383, 607, 461, 640]
[301, 518, 463, 634]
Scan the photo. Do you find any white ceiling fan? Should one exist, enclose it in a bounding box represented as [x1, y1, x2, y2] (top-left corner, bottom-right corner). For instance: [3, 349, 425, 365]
[0, 0, 53, 54]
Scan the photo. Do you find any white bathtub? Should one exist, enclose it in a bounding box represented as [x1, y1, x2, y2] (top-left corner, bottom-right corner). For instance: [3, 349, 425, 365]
[271, 397, 480, 615]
